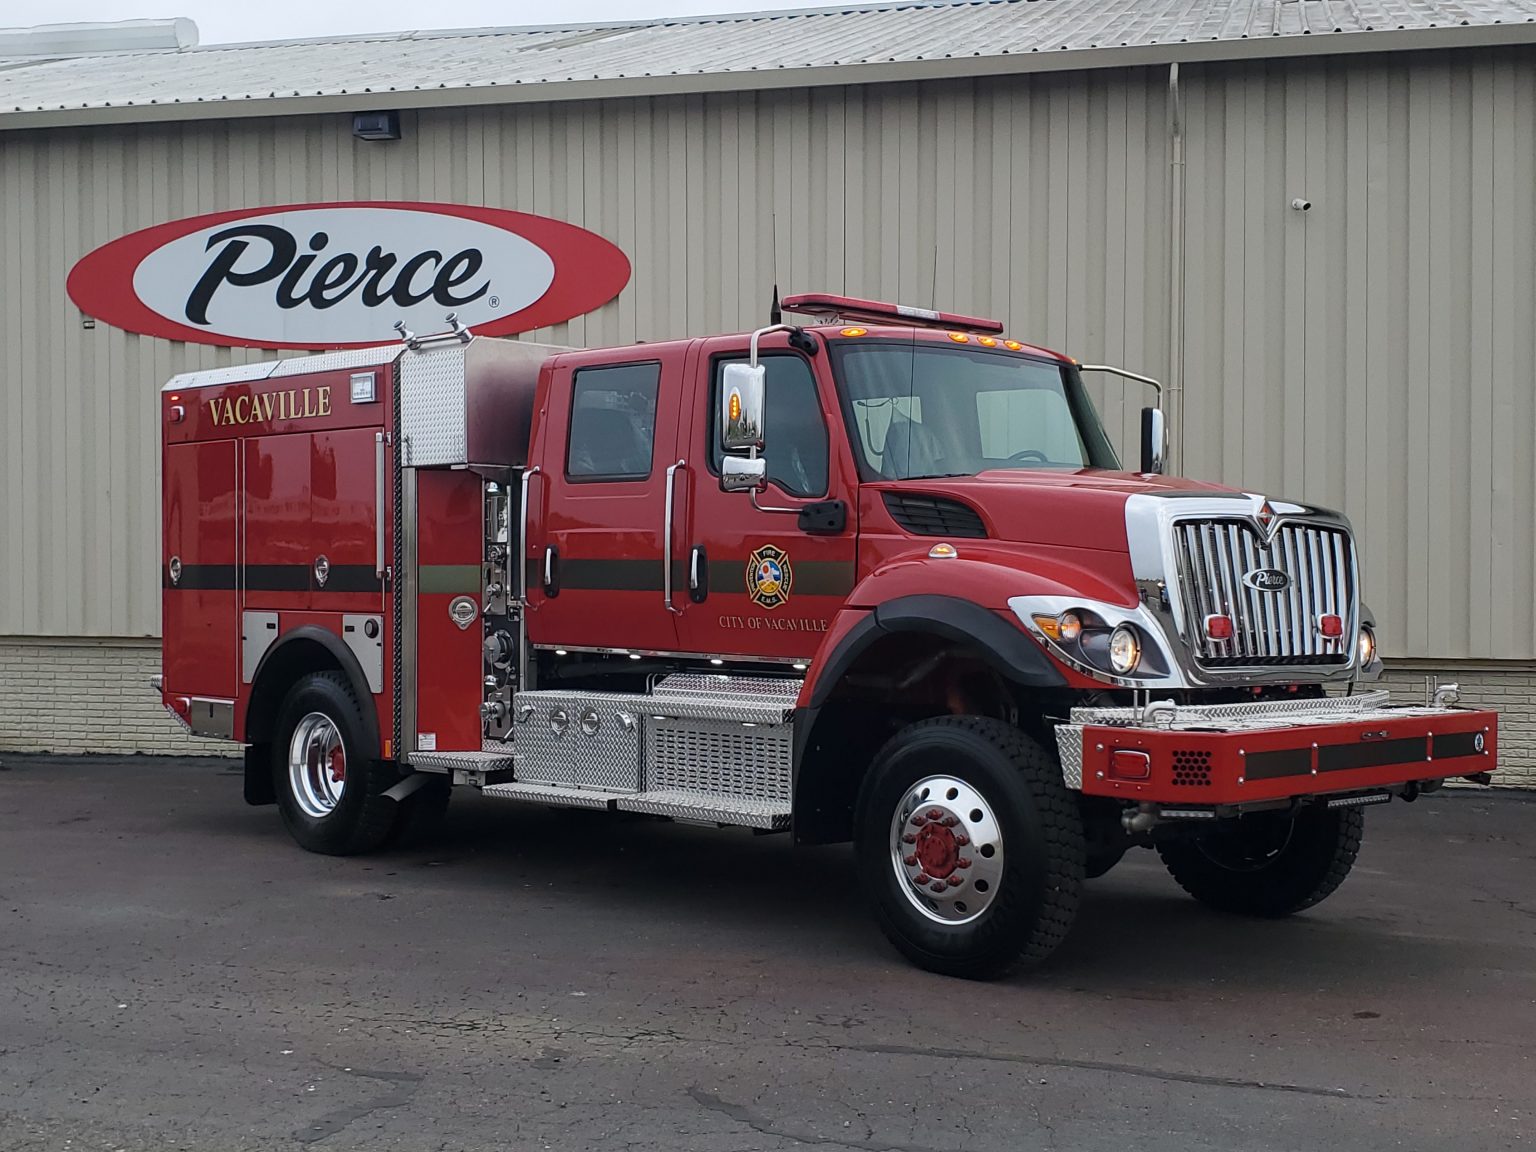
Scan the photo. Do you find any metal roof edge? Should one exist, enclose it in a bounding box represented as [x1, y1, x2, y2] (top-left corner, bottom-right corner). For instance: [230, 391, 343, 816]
[78, 1, 976, 53]
[4, 20, 1533, 132]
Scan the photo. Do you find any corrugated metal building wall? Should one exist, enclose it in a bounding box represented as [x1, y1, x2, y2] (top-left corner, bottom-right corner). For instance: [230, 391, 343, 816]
[1, 45, 1532, 778]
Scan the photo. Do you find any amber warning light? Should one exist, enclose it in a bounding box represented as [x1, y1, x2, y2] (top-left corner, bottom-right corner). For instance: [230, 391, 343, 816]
[782, 292, 1005, 336]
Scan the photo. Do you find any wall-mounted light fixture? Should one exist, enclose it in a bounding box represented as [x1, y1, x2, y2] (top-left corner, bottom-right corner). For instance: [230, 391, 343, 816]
[353, 112, 401, 142]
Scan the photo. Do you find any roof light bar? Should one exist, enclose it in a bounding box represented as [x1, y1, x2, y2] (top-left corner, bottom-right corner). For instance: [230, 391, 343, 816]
[781, 292, 1005, 336]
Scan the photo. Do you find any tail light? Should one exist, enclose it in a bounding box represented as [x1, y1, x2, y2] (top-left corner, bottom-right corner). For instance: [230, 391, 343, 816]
[1319, 614, 1344, 638]
[1205, 614, 1234, 641]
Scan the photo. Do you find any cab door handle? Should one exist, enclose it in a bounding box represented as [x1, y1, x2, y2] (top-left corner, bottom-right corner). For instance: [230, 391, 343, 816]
[663, 459, 687, 613]
[689, 546, 708, 604]
[543, 545, 560, 598]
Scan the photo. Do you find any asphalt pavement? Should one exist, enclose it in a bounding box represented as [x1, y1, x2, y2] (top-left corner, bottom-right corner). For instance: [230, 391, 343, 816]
[1, 754, 1532, 1151]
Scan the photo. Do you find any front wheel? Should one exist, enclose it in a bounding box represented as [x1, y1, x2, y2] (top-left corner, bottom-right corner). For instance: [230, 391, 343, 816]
[854, 716, 1085, 980]
[273, 671, 396, 856]
[1157, 806, 1364, 917]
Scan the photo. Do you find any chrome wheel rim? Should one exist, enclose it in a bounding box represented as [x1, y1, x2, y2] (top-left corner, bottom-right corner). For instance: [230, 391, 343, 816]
[890, 775, 1005, 925]
[288, 712, 346, 819]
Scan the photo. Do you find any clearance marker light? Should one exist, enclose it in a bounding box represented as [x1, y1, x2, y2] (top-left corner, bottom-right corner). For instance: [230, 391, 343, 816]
[947, 331, 970, 344]
[840, 327, 868, 337]
[1004, 340, 1025, 352]
[977, 336, 998, 348]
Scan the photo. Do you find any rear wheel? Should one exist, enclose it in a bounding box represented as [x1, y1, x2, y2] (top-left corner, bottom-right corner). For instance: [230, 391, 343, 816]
[854, 716, 1085, 980]
[273, 672, 395, 856]
[1157, 805, 1364, 917]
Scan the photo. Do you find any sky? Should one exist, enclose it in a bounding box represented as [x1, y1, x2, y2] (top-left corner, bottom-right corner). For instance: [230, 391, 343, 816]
[20, 1, 838, 44]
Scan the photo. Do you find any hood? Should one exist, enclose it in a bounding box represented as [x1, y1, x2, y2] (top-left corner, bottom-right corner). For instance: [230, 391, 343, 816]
[875, 469, 1235, 552]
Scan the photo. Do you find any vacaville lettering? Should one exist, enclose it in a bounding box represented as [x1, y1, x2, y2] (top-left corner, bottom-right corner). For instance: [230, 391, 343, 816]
[67, 202, 632, 351]
[208, 387, 332, 427]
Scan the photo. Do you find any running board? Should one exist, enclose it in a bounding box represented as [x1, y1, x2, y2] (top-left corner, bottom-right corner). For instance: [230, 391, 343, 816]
[435, 674, 801, 829]
[482, 782, 790, 830]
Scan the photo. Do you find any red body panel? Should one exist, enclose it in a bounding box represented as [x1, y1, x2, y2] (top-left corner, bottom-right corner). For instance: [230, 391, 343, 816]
[162, 364, 392, 746]
[413, 470, 484, 752]
[243, 434, 315, 612]
[1079, 710, 1498, 804]
[525, 346, 689, 655]
[672, 335, 861, 661]
[163, 439, 238, 698]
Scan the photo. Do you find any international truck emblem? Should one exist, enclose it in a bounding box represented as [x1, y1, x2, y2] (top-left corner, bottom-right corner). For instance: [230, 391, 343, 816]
[1242, 567, 1290, 593]
[1255, 501, 1276, 531]
[746, 544, 793, 610]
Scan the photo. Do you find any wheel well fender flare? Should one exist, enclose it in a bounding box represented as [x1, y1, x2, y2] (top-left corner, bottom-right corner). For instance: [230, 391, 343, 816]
[245, 626, 382, 763]
[805, 594, 1066, 710]
[792, 595, 1066, 845]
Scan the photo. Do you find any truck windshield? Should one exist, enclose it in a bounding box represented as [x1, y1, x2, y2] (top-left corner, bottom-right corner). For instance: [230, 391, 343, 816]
[831, 340, 1120, 480]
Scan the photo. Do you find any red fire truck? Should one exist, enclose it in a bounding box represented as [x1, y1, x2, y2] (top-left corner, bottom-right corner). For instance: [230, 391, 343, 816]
[158, 294, 1497, 979]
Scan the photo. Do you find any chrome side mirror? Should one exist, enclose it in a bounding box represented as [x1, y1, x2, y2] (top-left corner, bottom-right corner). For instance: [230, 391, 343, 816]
[720, 362, 765, 453]
[1140, 406, 1167, 475]
[721, 455, 767, 493]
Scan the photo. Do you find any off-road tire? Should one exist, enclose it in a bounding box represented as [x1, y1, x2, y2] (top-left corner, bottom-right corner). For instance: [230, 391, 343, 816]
[272, 671, 396, 856]
[854, 716, 1085, 980]
[1157, 806, 1364, 918]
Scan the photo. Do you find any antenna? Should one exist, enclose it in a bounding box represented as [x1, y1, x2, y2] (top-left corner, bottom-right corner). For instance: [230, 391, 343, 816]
[769, 284, 782, 327]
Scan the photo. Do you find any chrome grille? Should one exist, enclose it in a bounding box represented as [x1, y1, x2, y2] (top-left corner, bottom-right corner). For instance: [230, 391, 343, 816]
[1171, 519, 1355, 666]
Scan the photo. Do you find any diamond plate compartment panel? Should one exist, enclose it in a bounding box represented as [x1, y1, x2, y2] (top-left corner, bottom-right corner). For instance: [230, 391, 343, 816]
[646, 718, 792, 804]
[652, 673, 803, 706]
[512, 691, 643, 791]
[269, 345, 404, 378]
[400, 343, 468, 466]
[1054, 725, 1084, 790]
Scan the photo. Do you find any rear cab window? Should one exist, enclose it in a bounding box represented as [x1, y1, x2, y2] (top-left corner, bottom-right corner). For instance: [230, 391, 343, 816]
[566, 362, 661, 481]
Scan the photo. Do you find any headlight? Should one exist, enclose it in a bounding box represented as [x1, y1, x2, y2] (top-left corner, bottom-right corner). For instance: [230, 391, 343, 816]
[1108, 625, 1142, 674]
[1357, 625, 1376, 667]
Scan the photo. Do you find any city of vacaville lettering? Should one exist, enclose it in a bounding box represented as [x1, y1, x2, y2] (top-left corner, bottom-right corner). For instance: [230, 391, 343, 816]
[208, 386, 332, 427]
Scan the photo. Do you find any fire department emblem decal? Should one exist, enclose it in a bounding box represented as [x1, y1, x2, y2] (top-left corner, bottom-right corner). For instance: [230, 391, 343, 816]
[746, 545, 793, 610]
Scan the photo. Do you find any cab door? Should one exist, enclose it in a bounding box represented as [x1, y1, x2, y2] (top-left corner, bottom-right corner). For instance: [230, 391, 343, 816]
[524, 350, 686, 656]
[671, 334, 860, 661]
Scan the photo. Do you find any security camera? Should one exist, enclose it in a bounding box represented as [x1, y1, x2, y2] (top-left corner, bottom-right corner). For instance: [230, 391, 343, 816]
[1290, 197, 1312, 212]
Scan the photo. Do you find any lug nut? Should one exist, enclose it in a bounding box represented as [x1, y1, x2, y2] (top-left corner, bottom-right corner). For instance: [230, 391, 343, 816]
[926, 808, 943, 821]
[954, 833, 970, 846]
[901, 833, 917, 844]
[941, 815, 959, 827]
[947, 876, 964, 888]
[930, 882, 947, 894]
[914, 873, 931, 886]
[903, 854, 918, 867]
[956, 858, 972, 869]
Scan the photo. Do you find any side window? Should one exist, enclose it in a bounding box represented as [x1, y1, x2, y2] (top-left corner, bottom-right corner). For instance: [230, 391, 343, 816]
[712, 355, 829, 498]
[567, 362, 660, 481]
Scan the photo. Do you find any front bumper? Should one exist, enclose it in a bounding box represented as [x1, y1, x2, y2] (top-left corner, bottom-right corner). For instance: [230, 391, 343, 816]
[1055, 691, 1496, 806]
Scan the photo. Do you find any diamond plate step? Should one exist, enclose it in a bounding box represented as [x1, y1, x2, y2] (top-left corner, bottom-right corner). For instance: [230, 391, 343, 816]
[478, 781, 790, 830]
[411, 750, 517, 785]
[616, 790, 790, 831]
[482, 781, 625, 810]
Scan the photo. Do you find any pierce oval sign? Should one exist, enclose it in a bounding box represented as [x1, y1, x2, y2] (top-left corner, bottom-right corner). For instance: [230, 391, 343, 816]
[67, 201, 631, 350]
